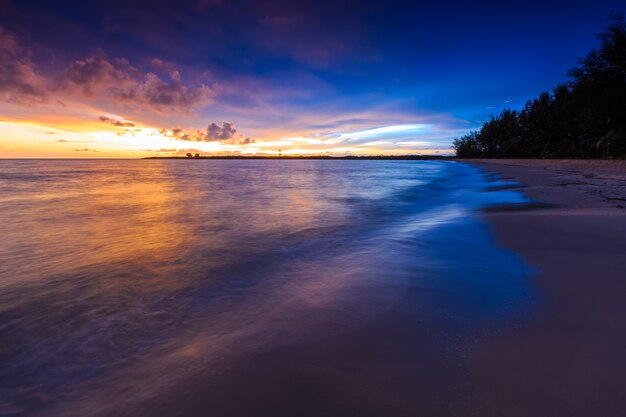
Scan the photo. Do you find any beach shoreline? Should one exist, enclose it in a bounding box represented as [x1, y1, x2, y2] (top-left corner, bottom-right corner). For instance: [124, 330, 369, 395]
[461, 159, 626, 417]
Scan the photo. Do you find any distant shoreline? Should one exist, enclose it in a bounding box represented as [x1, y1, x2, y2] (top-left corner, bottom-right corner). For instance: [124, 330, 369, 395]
[143, 155, 453, 160]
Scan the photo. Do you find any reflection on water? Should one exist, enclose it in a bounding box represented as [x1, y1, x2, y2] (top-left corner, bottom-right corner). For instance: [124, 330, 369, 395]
[0, 160, 531, 416]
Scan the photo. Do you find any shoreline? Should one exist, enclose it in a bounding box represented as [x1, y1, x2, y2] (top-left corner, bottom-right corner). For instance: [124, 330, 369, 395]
[142, 155, 453, 160]
[463, 159, 626, 416]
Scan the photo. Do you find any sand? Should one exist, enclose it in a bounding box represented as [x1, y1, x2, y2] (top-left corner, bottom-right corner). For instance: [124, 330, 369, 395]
[463, 159, 626, 417]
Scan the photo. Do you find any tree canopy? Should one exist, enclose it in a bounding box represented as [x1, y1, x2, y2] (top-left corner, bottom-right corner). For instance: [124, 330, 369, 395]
[454, 13, 626, 159]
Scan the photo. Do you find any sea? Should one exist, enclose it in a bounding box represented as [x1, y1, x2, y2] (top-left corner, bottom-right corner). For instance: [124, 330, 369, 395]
[0, 159, 534, 416]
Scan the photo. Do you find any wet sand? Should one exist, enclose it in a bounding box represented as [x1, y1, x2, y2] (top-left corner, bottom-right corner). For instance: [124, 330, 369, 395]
[464, 159, 626, 417]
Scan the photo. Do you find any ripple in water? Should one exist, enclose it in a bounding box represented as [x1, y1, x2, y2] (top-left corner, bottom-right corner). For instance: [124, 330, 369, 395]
[0, 160, 533, 416]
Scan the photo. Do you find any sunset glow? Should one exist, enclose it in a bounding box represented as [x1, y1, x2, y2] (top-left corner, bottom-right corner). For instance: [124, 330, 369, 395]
[2, 2, 625, 416]
[2, 1, 618, 158]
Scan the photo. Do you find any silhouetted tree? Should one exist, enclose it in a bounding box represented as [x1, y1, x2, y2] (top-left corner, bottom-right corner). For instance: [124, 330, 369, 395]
[452, 131, 482, 158]
[186, 153, 193, 158]
[454, 13, 625, 159]
[194, 153, 200, 158]
[569, 12, 626, 157]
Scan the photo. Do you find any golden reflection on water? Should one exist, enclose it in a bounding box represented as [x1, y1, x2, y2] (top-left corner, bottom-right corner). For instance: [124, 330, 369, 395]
[0, 160, 350, 292]
[0, 159, 534, 417]
[0, 163, 192, 291]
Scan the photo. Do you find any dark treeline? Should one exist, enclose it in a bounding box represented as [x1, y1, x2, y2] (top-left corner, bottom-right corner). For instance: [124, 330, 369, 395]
[454, 13, 626, 159]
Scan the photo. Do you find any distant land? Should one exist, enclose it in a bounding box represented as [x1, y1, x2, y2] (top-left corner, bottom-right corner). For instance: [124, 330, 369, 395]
[144, 155, 452, 160]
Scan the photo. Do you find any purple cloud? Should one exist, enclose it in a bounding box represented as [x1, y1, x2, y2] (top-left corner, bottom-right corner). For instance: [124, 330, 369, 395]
[61, 50, 213, 112]
[160, 121, 255, 144]
[0, 29, 213, 113]
[206, 122, 236, 140]
[239, 137, 255, 144]
[0, 26, 46, 104]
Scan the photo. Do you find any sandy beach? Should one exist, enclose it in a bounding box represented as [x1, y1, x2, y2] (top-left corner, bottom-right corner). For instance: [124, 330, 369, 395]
[464, 159, 626, 417]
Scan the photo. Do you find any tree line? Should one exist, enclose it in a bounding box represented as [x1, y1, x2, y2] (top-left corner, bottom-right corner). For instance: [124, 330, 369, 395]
[454, 13, 625, 159]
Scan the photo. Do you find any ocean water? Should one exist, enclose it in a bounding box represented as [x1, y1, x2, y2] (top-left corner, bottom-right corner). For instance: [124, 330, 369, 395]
[0, 159, 533, 416]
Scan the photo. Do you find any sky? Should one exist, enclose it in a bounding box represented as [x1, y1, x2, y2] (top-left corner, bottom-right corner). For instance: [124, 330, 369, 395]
[0, 0, 623, 157]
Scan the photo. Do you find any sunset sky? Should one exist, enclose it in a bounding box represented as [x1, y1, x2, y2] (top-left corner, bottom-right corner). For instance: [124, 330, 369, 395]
[0, 0, 622, 157]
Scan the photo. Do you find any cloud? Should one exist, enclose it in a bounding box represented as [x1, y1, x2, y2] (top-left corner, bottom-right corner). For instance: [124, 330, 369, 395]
[158, 127, 207, 142]
[98, 115, 135, 127]
[55, 139, 83, 143]
[206, 122, 236, 140]
[151, 59, 165, 70]
[177, 148, 203, 153]
[114, 71, 212, 112]
[239, 137, 255, 144]
[159, 121, 255, 144]
[74, 148, 99, 152]
[60, 49, 213, 112]
[0, 26, 20, 54]
[62, 49, 132, 95]
[0, 26, 47, 104]
[0, 29, 213, 113]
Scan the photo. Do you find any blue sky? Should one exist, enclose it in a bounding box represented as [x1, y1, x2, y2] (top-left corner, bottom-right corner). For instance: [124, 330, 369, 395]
[0, 0, 623, 156]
